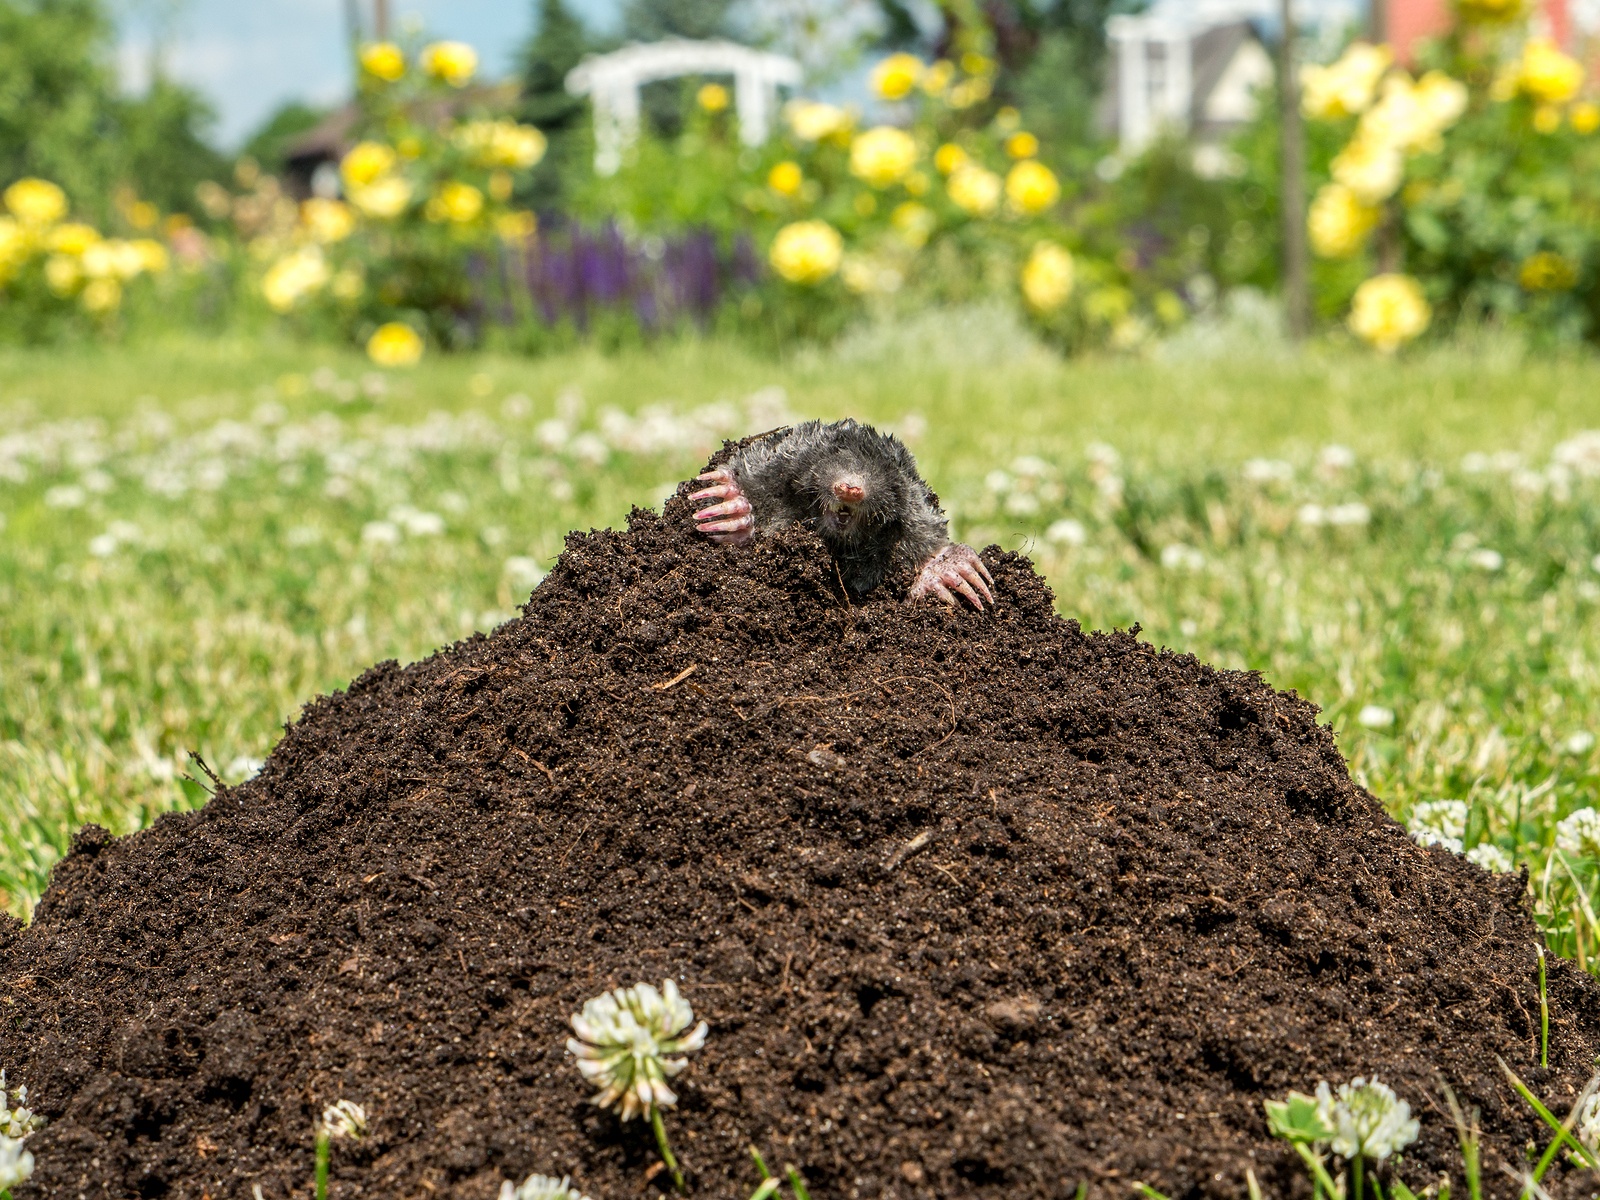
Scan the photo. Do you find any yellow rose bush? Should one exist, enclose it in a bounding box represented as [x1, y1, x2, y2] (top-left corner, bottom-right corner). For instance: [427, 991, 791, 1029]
[0, 176, 177, 339]
[574, 42, 1169, 351]
[1300, 5, 1600, 347]
[242, 40, 547, 351]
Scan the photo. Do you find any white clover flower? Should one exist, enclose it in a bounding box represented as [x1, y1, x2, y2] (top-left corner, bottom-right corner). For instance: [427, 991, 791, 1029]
[567, 980, 708, 1121]
[1314, 1078, 1420, 1162]
[1409, 800, 1467, 842]
[1242, 457, 1294, 484]
[1467, 844, 1514, 873]
[1412, 829, 1463, 854]
[499, 1173, 594, 1200]
[1564, 731, 1596, 756]
[1297, 503, 1327, 527]
[1357, 705, 1395, 729]
[0, 1072, 43, 1139]
[1466, 548, 1504, 572]
[1046, 519, 1086, 547]
[1556, 808, 1600, 858]
[1327, 503, 1372, 527]
[1578, 1092, 1600, 1151]
[320, 1099, 367, 1141]
[1160, 544, 1205, 571]
[0, 1134, 32, 1188]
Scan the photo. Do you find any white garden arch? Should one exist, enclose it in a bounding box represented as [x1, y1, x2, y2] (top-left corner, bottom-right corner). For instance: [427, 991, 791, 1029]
[566, 39, 804, 175]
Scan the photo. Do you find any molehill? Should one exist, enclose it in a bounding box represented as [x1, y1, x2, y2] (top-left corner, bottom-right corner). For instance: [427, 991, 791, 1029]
[3, 478, 1598, 1200]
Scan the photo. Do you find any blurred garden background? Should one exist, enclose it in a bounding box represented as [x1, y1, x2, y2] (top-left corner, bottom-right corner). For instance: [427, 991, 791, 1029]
[3, 0, 1600, 969]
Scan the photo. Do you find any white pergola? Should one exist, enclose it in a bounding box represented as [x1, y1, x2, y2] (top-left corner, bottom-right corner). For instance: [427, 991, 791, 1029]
[566, 39, 804, 175]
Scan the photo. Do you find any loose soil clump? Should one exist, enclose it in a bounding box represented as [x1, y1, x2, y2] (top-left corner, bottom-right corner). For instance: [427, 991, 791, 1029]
[3, 473, 1598, 1200]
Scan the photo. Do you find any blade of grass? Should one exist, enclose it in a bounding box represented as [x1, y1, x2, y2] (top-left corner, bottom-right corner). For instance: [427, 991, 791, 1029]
[1497, 1058, 1600, 1171]
[1441, 1083, 1481, 1200]
[1134, 1185, 1172, 1200]
[1535, 944, 1549, 1069]
[784, 1165, 811, 1200]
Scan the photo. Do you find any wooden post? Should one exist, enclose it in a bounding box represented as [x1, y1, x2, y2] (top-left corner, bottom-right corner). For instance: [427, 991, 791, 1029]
[1279, 0, 1310, 339]
[374, 0, 390, 39]
[1369, 0, 1387, 43]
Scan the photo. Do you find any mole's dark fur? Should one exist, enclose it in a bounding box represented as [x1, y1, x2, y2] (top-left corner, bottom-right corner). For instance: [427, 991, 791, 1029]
[719, 419, 949, 596]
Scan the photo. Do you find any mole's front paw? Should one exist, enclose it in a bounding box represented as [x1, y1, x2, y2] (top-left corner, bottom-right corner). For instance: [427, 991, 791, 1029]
[910, 544, 994, 610]
[689, 468, 754, 544]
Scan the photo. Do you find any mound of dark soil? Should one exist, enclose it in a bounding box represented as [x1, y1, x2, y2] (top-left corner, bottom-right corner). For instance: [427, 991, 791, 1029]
[4, 475, 1598, 1200]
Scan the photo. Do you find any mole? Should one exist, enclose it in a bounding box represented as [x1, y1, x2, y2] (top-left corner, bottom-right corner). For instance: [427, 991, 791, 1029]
[688, 418, 995, 609]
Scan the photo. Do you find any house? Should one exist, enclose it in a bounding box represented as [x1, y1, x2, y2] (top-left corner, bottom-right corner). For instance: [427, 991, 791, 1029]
[1105, 0, 1360, 155]
[1104, 0, 1593, 156]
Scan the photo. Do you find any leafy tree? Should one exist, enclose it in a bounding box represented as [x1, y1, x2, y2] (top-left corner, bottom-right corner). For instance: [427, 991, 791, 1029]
[0, 0, 225, 221]
[120, 77, 228, 215]
[519, 0, 595, 208]
[0, 0, 121, 215]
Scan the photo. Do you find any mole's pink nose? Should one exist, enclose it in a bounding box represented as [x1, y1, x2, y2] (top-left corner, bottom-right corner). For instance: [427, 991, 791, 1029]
[833, 480, 865, 504]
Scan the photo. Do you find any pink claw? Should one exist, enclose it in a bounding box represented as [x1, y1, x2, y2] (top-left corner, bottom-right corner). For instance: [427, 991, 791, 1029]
[692, 469, 754, 544]
[910, 544, 994, 610]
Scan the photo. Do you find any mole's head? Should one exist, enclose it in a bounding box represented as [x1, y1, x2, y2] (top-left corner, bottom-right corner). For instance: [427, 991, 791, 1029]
[800, 445, 903, 547]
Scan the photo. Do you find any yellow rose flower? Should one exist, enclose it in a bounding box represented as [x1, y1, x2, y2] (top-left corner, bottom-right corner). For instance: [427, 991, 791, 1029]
[1005, 131, 1040, 159]
[1533, 104, 1562, 133]
[349, 176, 413, 219]
[130, 238, 169, 274]
[921, 60, 955, 96]
[1300, 42, 1393, 120]
[1517, 38, 1584, 104]
[904, 170, 929, 195]
[948, 77, 992, 109]
[849, 126, 918, 188]
[870, 53, 923, 101]
[1357, 71, 1467, 154]
[489, 171, 514, 201]
[302, 198, 356, 244]
[697, 82, 730, 112]
[44, 254, 81, 295]
[768, 161, 803, 197]
[455, 120, 548, 170]
[261, 248, 330, 312]
[82, 239, 146, 281]
[1348, 273, 1431, 353]
[4, 178, 67, 226]
[331, 266, 365, 300]
[497, 211, 538, 243]
[769, 220, 842, 284]
[80, 278, 121, 313]
[1308, 183, 1380, 258]
[1021, 242, 1074, 311]
[47, 223, 100, 255]
[426, 181, 484, 224]
[1330, 135, 1404, 204]
[421, 41, 478, 87]
[1573, 102, 1600, 134]
[934, 143, 968, 175]
[784, 100, 850, 141]
[360, 41, 406, 82]
[947, 164, 1002, 216]
[341, 141, 396, 189]
[891, 201, 936, 248]
[1005, 160, 1060, 215]
[1519, 251, 1579, 291]
[368, 322, 425, 366]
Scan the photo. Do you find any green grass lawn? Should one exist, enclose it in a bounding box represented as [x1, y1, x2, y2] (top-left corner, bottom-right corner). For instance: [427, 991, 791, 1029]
[3, 326, 1600, 969]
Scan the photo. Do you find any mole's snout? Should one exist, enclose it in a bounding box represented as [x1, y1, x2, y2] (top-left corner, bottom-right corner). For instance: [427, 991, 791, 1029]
[832, 479, 866, 505]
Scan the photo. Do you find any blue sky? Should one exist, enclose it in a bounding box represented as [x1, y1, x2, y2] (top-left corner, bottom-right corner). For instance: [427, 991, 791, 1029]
[115, 0, 624, 148]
